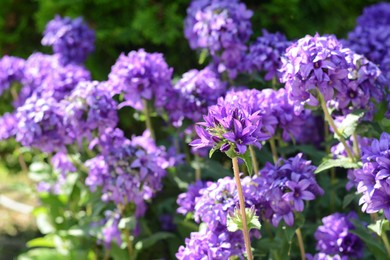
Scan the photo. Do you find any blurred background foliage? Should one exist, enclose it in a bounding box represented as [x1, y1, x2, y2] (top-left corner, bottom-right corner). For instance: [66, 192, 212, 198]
[0, 0, 384, 81]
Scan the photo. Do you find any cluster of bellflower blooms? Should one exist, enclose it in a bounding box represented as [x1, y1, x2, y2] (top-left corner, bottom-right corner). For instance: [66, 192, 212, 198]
[108, 49, 173, 111]
[307, 212, 364, 259]
[41, 15, 96, 65]
[184, 0, 253, 78]
[166, 66, 227, 127]
[0, 14, 180, 249]
[176, 154, 323, 258]
[244, 30, 291, 81]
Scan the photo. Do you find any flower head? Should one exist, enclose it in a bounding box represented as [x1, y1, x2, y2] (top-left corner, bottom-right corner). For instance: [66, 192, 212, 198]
[0, 55, 25, 96]
[108, 49, 173, 111]
[42, 15, 95, 64]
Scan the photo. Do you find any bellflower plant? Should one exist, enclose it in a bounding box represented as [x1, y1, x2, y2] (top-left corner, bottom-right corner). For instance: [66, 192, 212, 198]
[108, 49, 173, 111]
[42, 15, 95, 65]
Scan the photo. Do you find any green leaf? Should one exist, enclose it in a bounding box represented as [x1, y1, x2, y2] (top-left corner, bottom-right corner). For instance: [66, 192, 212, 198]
[315, 157, 362, 174]
[350, 220, 387, 259]
[336, 110, 365, 139]
[368, 219, 390, 236]
[209, 147, 217, 158]
[198, 49, 208, 65]
[343, 193, 358, 209]
[27, 236, 56, 248]
[18, 248, 68, 260]
[240, 149, 253, 176]
[134, 232, 175, 251]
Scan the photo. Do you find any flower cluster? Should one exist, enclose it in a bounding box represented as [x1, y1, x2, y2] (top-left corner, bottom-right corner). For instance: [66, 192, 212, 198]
[332, 50, 385, 118]
[176, 177, 256, 259]
[42, 15, 95, 64]
[19, 52, 90, 105]
[85, 128, 169, 218]
[14, 95, 72, 153]
[0, 55, 25, 96]
[190, 97, 272, 155]
[108, 49, 173, 111]
[165, 66, 226, 127]
[0, 113, 17, 141]
[244, 30, 291, 80]
[279, 34, 351, 111]
[311, 212, 363, 259]
[184, 0, 252, 78]
[63, 81, 118, 142]
[257, 154, 324, 226]
[344, 2, 390, 81]
[350, 132, 390, 220]
[177, 180, 210, 215]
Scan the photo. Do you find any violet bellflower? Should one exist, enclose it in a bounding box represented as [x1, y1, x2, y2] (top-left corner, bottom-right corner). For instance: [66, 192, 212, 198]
[244, 29, 291, 80]
[108, 49, 173, 111]
[62, 81, 118, 143]
[14, 95, 72, 153]
[257, 153, 324, 227]
[177, 180, 210, 215]
[42, 15, 95, 65]
[349, 132, 390, 220]
[165, 66, 227, 127]
[18, 52, 90, 106]
[184, 0, 253, 79]
[85, 128, 169, 218]
[314, 212, 364, 258]
[0, 55, 25, 96]
[279, 34, 351, 112]
[0, 112, 17, 141]
[190, 99, 270, 155]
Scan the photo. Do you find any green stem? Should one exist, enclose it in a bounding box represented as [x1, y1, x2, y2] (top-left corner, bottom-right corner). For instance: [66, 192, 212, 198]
[103, 248, 110, 260]
[295, 228, 306, 260]
[124, 228, 134, 260]
[352, 132, 361, 160]
[142, 99, 155, 140]
[382, 231, 390, 257]
[269, 137, 279, 164]
[194, 155, 201, 181]
[318, 92, 354, 161]
[232, 157, 253, 260]
[249, 146, 259, 175]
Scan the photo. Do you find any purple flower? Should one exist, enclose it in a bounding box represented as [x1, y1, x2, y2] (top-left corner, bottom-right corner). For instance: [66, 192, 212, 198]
[108, 49, 173, 111]
[190, 101, 268, 155]
[0, 55, 25, 96]
[18, 53, 90, 106]
[15, 95, 72, 153]
[85, 128, 168, 218]
[244, 30, 291, 80]
[101, 210, 122, 248]
[279, 34, 351, 111]
[184, 0, 252, 54]
[62, 81, 118, 142]
[258, 153, 323, 226]
[356, 2, 390, 28]
[42, 15, 95, 64]
[184, 0, 253, 79]
[165, 66, 226, 127]
[0, 113, 17, 140]
[177, 180, 210, 215]
[349, 132, 390, 220]
[314, 212, 364, 258]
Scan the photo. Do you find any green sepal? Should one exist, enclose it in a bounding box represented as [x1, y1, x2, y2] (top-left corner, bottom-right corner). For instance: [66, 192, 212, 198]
[240, 148, 253, 176]
[227, 207, 261, 233]
[209, 147, 217, 158]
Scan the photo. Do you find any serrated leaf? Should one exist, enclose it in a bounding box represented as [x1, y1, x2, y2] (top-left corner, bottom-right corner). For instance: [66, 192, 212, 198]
[315, 157, 362, 174]
[336, 110, 365, 139]
[134, 232, 175, 251]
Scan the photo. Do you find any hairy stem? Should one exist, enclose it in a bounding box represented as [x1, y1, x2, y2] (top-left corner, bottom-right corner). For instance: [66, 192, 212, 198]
[269, 137, 279, 164]
[249, 146, 259, 175]
[232, 157, 253, 260]
[295, 228, 306, 260]
[142, 99, 155, 140]
[318, 92, 354, 161]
